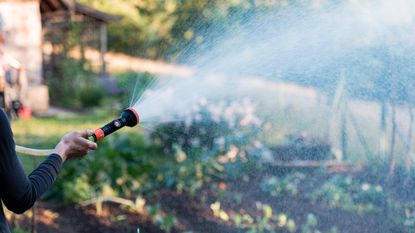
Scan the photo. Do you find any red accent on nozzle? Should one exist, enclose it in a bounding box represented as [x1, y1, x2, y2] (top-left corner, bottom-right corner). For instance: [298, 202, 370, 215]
[127, 108, 140, 124]
[94, 128, 105, 141]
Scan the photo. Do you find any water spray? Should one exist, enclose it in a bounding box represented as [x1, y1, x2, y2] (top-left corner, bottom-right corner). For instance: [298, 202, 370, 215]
[15, 108, 140, 156]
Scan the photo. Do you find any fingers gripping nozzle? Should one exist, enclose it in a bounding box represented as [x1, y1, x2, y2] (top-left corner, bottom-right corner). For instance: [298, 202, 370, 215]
[88, 108, 140, 142]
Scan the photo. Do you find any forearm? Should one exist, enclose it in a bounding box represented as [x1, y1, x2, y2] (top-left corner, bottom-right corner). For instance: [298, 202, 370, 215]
[1, 154, 63, 214]
[0, 109, 64, 214]
[27, 153, 63, 197]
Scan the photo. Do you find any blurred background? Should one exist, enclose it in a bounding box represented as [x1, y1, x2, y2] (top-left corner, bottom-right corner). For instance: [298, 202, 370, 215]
[2, 0, 415, 232]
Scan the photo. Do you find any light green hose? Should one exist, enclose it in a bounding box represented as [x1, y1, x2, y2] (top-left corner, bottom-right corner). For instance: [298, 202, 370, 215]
[15, 145, 53, 156]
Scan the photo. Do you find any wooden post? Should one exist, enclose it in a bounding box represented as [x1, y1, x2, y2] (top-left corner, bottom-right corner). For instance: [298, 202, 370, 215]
[329, 72, 347, 160]
[79, 20, 86, 65]
[340, 70, 348, 161]
[380, 99, 388, 158]
[389, 104, 397, 176]
[341, 104, 348, 161]
[405, 106, 414, 174]
[347, 107, 371, 159]
[99, 23, 107, 75]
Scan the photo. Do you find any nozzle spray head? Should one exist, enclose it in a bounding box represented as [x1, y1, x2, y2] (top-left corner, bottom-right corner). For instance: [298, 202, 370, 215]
[88, 108, 140, 142]
[120, 108, 139, 127]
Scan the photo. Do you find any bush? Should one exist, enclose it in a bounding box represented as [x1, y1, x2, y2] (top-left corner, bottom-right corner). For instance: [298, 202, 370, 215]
[47, 57, 104, 108]
[79, 85, 105, 108]
[51, 133, 171, 202]
[151, 98, 267, 186]
[308, 175, 385, 214]
[62, 176, 95, 204]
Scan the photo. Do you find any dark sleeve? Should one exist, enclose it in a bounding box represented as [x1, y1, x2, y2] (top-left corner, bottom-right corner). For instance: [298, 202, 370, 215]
[0, 110, 63, 214]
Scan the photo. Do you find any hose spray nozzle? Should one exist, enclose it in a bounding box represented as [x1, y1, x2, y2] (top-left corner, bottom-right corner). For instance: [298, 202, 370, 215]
[88, 108, 140, 142]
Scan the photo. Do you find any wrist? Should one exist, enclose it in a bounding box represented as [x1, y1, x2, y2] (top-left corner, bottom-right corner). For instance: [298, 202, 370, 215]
[58, 152, 68, 162]
[54, 143, 68, 161]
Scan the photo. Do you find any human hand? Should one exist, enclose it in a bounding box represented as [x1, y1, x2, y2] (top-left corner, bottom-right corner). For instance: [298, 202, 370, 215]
[53, 130, 97, 161]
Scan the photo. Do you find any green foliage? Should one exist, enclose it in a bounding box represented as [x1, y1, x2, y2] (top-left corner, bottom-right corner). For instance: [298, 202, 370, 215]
[77, 0, 291, 59]
[52, 133, 168, 200]
[230, 202, 297, 233]
[47, 57, 103, 108]
[62, 176, 96, 204]
[45, 19, 104, 109]
[146, 204, 177, 233]
[11, 226, 29, 233]
[49, 99, 266, 223]
[260, 172, 306, 197]
[151, 99, 266, 190]
[301, 213, 319, 233]
[388, 200, 415, 232]
[79, 85, 105, 108]
[308, 175, 385, 214]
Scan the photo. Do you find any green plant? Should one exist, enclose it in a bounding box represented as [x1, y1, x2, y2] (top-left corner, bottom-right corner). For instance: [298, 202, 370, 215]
[388, 200, 415, 232]
[146, 204, 177, 233]
[12, 226, 29, 233]
[301, 213, 319, 233]
[260, 172, 306, 197]
[308, 175, 385, 214]
[79, 85, 105, 108]
[50, 133, 165, 202]
[47, 56, 104, 108]
[151, 99, 266, 193]
[230, 202, 296, 233]
[62, 176, 96, 204]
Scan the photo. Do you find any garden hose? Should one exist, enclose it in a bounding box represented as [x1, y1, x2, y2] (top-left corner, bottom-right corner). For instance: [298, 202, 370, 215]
[15, 108, 140, 156]
[15, 145, 53, 156]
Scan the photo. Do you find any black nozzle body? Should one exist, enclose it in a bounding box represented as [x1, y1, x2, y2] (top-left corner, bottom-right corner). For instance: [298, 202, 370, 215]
[89, 108, 139, 142]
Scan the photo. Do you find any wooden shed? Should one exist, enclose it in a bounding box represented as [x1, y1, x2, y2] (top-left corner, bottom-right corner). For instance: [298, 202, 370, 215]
[0, 0, 118, 113]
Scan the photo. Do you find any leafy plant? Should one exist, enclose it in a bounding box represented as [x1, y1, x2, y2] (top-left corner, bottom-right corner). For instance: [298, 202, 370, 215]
[46, 56, 103, 108]
[301, 213, 319, 233]
[308, 175, 385, 214]
[11, 226, 29, 233]
[151, 99, 266, 192]
[79, 85, 105, 108]
[230, 202, 296, 233]
[260, 172, 306, 197]
[146, 204, 177, 233]
[62, 176, 96, 204]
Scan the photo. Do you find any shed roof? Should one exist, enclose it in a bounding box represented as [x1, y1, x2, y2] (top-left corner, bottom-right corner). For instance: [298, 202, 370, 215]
[40, 0, 72, 13]
[74, 3, 120, 23]
[40, 0, 119, 23]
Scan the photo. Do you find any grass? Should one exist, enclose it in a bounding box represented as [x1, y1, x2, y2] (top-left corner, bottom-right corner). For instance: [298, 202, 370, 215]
[11, 111, 118, 170]
[12, 113, 113, 148]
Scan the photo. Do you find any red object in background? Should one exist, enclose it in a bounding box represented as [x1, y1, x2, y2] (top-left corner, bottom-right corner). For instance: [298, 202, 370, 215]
[218, 182, 227, 190]
[18, 107, 32, 121]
